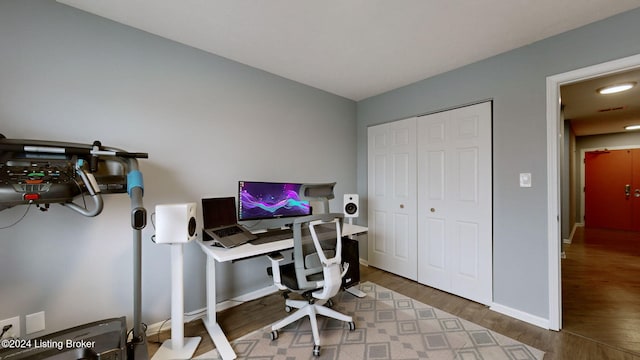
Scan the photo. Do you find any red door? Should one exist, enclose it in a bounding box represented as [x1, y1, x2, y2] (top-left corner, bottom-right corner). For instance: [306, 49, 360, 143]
[634, 149, 640, 231]
[584, 149, 640, 231]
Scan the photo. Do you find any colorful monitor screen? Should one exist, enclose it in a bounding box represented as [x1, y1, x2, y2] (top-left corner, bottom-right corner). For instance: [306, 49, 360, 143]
[238, 181, 311, 221]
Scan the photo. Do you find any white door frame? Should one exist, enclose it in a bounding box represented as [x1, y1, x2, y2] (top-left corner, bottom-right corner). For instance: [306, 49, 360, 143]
[546, 53, 640, 331]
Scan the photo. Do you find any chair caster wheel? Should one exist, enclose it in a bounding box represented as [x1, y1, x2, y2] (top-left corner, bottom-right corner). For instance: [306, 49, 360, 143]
[284, 305, 292, 313]
[348, 321, 356, 331]
[312, 345, 321, 357]
[326, 299, 334, 308]
[270, 330, 279, 341]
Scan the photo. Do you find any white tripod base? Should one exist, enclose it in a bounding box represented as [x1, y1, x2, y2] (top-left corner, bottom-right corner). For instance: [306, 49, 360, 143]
[153, 337, 201, 360]
[151, 243, 202, 360]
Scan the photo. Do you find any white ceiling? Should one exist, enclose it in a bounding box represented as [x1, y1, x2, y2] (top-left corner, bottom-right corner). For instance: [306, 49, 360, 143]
[57, 0, 640, 102]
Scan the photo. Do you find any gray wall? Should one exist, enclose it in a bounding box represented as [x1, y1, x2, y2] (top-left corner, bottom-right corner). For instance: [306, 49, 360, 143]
[0, 0, 356, 335]
[356, 8, 640, 320]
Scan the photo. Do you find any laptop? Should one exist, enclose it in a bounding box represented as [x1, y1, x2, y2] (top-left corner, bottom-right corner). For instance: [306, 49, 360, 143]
[201, 197, 257, 248]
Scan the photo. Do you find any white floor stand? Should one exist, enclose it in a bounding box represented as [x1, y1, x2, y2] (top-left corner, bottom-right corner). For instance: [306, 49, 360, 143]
[152, 244, 201, 360]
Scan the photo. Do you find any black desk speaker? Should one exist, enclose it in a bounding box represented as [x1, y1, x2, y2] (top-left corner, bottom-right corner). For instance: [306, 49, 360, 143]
[341, 237, 360, 288]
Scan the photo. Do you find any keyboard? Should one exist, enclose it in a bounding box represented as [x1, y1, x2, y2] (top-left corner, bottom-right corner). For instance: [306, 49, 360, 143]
[250, 225, 335, 245]
[251, 228, 293, 245]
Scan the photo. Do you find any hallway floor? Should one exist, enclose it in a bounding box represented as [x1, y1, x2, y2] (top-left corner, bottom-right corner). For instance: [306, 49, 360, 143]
[562, 226, 640, 355]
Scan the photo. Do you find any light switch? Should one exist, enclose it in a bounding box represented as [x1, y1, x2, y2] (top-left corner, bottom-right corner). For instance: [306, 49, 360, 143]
[519, 173, 532, 188]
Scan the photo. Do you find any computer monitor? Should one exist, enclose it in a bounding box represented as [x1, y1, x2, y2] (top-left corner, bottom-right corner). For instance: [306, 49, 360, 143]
[238, 181, 311, 221]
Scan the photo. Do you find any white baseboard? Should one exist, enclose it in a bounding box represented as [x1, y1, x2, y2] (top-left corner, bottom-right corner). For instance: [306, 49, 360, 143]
[563, 223, 584, 244]
[146, 308, 207, 337]
[490, 303, 550, 330]
[217, 285, 279, 312]
[565, 224, 576, 244]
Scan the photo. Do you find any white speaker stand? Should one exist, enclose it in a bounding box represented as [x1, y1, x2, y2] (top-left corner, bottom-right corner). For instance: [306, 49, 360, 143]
[152, 243, 201, 360]
[344, 218, 366, 298]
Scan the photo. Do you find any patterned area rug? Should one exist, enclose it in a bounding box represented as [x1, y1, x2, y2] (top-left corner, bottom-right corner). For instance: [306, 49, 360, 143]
[199, 282, 544, 359]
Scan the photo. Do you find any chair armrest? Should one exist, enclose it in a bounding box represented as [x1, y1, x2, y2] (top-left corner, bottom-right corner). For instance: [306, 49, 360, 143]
[267, 252, 287, 290]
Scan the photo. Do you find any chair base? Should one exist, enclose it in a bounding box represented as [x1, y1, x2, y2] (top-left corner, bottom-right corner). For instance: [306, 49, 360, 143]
[270, 298, 354, 352]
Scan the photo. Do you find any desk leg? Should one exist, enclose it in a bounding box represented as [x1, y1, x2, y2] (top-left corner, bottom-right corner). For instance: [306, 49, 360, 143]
[344, 231, 366, 298]
[203, 256, 236, 360]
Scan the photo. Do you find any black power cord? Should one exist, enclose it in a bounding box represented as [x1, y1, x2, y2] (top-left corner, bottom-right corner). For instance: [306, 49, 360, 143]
[0, 203, 31, 229]
[1, 324, 13, 339]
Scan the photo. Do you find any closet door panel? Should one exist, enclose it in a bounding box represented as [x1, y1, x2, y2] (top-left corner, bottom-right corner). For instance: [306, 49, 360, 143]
[418, 102, 492, 305]
[418, 111, 449, 289]
[372, 210, 387, 253]
[455, 220, 479, 279]
[367, 118, 417, 280]
[457, 148, 479, 203]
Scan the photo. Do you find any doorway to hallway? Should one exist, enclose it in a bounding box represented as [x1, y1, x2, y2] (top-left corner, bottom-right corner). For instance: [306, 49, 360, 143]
[547, 52, 640, 331]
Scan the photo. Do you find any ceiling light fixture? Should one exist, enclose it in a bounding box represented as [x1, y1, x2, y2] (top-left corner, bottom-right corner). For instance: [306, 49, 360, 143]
[624, 124, 640, 131]
[597, 82, 636, 95]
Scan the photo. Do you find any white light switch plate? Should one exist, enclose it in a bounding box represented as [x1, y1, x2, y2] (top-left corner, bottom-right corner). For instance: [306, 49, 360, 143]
[520, 173, 532, 187]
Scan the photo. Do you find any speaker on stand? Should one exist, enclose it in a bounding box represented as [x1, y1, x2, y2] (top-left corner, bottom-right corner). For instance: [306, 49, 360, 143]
[152, 203, 201, 360]
[343, 194, 359, 225]
[342, 194, 365, 298]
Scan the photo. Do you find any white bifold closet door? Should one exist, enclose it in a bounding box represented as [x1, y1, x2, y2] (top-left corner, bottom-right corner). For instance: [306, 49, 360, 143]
[367, 117, 418, 280]
[368, 101, 492, 305]
[417, 102, 492, 305]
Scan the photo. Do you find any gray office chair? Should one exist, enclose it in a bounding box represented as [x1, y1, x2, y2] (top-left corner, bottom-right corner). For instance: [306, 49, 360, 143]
[267, 213, 355, 357]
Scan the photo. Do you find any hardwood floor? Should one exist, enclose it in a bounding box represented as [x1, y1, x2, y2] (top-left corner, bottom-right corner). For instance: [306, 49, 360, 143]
[148, 263, 640, 359]
[562, 226, 640, 355]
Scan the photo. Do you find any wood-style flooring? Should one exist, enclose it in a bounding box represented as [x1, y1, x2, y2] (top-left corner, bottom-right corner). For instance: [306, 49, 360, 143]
[148, 260, 640, 359]
[562, 226, 640, 356]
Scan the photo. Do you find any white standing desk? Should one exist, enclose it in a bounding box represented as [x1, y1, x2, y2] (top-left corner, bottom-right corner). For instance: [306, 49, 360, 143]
[196, 223, 368, 360]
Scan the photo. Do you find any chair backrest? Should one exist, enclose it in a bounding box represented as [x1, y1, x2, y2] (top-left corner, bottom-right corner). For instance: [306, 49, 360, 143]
[299, 183, 336, 215]
[291, 213, 344, 297]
